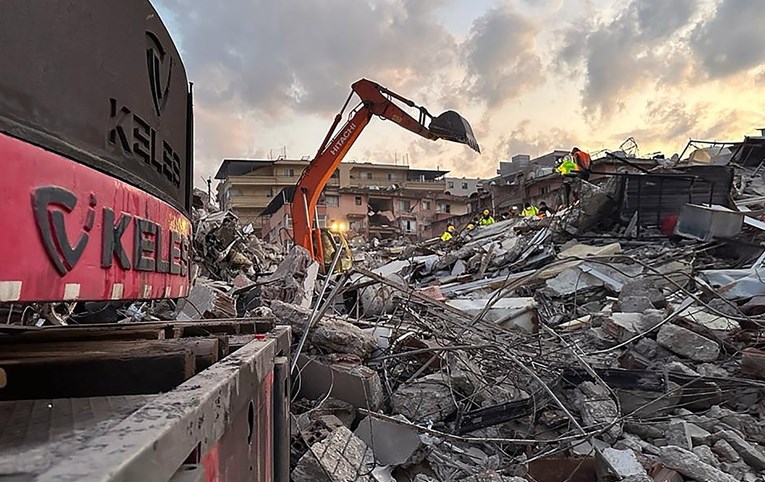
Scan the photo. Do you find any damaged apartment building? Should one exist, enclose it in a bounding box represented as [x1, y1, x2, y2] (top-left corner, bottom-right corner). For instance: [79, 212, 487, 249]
[215, 158, 480, 246]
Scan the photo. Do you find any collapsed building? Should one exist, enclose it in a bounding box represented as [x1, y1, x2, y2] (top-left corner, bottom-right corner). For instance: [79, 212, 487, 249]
[4, 134, 765, 481]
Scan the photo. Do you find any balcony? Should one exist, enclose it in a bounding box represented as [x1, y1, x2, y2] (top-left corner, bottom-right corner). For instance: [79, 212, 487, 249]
[405, 179, 446, 190]
[227, 175, 302, 186]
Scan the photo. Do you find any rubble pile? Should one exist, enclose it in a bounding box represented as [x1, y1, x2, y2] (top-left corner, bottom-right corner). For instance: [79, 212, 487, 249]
[5, 164, 765, 481]
[279, 186, 765, 481]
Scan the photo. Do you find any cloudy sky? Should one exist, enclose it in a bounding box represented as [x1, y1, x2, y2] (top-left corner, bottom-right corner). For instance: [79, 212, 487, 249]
[154, 0, 765, 186]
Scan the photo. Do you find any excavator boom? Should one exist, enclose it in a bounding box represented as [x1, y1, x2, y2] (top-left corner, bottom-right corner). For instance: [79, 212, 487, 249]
[292, 79, 479, 266]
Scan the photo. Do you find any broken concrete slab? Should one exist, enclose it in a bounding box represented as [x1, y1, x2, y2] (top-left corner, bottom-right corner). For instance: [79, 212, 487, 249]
[620, 278, 666, 308]
[296, 355, 384, 410]
[292, 426, 375, 482]
[445, 297, 537, 333]
[310, 317, 378, 359]
[270, 299, 311, 333]
[716, 430, 765, 470]
[659, 445, 738, 482]
[657, 324, 720, 362]
[692, 445, 720, 468]
[605, 311, 664, 342]
[392, 373, 457, 424]
[537, 242, 623, 280]
[713, 439, 741, 462]
[460, 471, 526, 482]
[617, 296, 655, 313]
[596, 447, 648, 480]
[575, 382, 622, 442]
[359, 273, 406, 316]
[261, 245, 318, 307]
[545, 267, 603, 297]
[175, 283, 237, 320]
[354, 415, 424, 467]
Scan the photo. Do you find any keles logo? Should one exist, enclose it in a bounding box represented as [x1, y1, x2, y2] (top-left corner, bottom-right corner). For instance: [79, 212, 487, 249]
[146, 31, 173, 116]
[32, 187, 96, 276]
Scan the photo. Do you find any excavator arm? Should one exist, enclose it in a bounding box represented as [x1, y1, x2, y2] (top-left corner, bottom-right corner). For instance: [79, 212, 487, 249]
[291, 78, 479, 266]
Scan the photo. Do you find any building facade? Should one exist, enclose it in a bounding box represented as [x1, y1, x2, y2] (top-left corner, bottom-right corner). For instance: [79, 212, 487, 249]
[214, 158, 473, 246]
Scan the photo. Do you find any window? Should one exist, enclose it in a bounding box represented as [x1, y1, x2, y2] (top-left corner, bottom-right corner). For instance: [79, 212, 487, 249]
[325, 195, 340, 207]
[447, 181, 454, 189]
[355, 196, 362, 206]
[398, 200, 411, 211]
[445, 204, 451, 214]
[387, 173, 395, 181]
[282, 168, 295, 177]
[422, 201, 431, 211]
[318, 216, 327, 228]
[401, 219, 417, 234]
[540, 186, 549, 195]
[462, 182, 469, 190]
[364, 172, 373, 180]
[226, 188, 241, 200]
[284, 213, 292, 228]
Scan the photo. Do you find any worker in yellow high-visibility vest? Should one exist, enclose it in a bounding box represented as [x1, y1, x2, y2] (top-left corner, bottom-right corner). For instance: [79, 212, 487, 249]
[440, 224, 455, 242]
[521, 203, 539, 217]
[478, 209, 495, 226]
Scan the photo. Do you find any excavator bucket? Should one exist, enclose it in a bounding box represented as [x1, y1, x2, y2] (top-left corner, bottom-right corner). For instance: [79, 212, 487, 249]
[429, 111, 480, 153]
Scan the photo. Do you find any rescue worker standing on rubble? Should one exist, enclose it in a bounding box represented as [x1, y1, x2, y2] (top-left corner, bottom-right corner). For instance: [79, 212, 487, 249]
[571, 147, 592, 181]
[440, 223, 456, 242]
[478, 209, 495, 226]
[556, 147, 592, 206]
[521, 203, 539, 218]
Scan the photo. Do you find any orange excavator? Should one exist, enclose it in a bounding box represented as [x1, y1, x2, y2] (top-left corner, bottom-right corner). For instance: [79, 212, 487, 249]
[291, 78, 480, 271]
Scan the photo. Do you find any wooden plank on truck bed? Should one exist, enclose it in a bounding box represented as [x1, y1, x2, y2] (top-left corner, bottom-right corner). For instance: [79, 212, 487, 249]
[0, 351, 195, 400]
[175, 318, 274, 338]
[0, 324, 170, 343]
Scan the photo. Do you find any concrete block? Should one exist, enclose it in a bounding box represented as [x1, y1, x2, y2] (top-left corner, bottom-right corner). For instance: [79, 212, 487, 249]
[391, 373, 456, 423]
[618, 296, 655, 313]
[713, 439, 741, 462]
[659, 445, 738, 482]
[692, 445, 719, 467]
[575, 382, 622, 442]
[310, 317, 378, 359]
[292, 426, 375, 482]
[716, 430, 765, 470]
[296, 355, 383, 410]
[446, 297, 537, 333]
[657, 324, 720, 362]
[597, 447, 647, 479]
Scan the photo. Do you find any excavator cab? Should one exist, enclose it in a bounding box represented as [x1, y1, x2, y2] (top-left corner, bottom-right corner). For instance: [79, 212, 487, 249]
[316, 227, 353, 274]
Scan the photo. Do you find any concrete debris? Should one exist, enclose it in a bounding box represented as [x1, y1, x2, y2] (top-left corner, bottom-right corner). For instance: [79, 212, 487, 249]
[713, 438, 741, 462]
[656, 324, 720, 362]
[392, 373, 457, 423]
[659, 445, 739, 482]
[716, 430, 765, 470]
[310, 317, 378, 359]
[575, 382, 622, 442]
[597, 447, 648, 480]
[692, 444, 719, 467]
[292, 426, 375, 482]
[26, 156, 762, 481]
[460, 472, 526, 482]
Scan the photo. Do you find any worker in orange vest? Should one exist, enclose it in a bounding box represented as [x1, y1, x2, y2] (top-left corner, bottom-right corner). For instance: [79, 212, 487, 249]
[571, 147, 592, 181]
